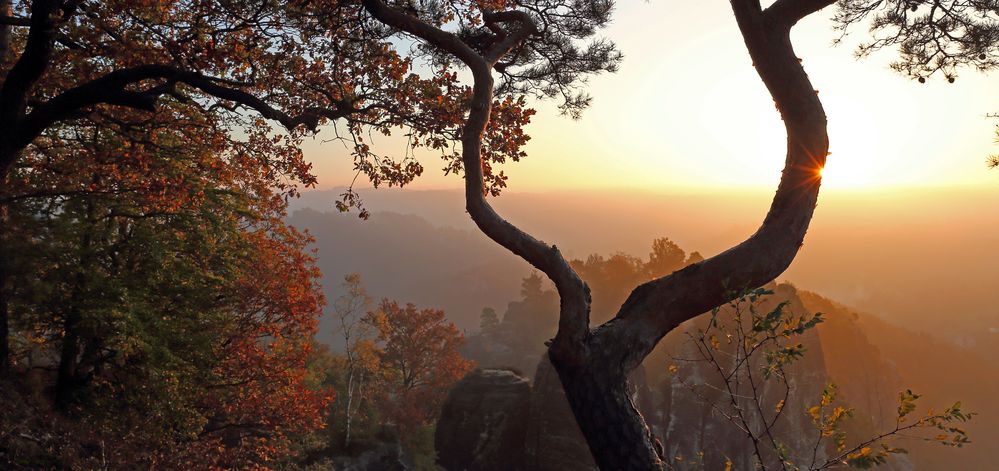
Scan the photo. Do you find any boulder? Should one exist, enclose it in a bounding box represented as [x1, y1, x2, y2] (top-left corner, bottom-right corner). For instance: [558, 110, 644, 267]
[435, 368, 532, 471]
[523, 356, 599, 471]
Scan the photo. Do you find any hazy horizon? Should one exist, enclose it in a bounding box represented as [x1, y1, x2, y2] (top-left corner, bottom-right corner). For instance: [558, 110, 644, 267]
[293, 185, 999, 345]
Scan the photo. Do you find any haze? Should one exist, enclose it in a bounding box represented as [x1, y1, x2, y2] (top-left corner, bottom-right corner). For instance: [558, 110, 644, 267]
[291, 186, 999, 346]
[289, 185, 999, 468]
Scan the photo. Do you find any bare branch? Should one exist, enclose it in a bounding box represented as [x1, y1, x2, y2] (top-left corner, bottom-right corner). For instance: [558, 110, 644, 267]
[0, 15, 30, 27]
[0, 0, 60, 131]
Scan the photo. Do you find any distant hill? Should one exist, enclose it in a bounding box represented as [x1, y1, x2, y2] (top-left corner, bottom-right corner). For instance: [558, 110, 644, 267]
[802, 291, 999, 471]
[289, 203, 996, 469]
[290, 187, 999, 347]
[286, 208, 530, 346]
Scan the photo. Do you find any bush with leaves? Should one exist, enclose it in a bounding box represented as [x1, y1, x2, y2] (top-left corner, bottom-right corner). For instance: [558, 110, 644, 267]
[665, 288, 973, 471]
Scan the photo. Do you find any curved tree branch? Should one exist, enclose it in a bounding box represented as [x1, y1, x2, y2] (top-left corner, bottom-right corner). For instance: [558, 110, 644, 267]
[360, 0, 592, 359]
[483, 10, 538, 64]
[10, 65, 361, 158]
[595, 0, 834, 375]
[0, 0, 59, 132]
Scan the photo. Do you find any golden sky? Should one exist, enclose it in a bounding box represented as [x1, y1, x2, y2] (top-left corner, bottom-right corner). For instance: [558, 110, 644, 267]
[302, 2, 998, 193]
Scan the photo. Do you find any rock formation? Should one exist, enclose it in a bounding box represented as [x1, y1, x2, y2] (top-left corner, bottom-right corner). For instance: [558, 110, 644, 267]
[523, 356, 599, 471]
[435, 368, 532, 471]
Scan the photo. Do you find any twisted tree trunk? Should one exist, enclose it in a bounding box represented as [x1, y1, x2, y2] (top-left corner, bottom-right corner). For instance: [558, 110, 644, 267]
[362, 0, 834, 469]
[548, 2, 834, 469]
[364, 0, 834, 471]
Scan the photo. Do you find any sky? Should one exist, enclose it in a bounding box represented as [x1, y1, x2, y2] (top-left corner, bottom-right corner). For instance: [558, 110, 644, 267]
[299, 2, 998, 193]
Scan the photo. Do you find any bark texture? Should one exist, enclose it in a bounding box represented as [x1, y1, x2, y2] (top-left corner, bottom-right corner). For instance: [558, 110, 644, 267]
[548, 2, 835, 468]
[0, 237, 9, 374]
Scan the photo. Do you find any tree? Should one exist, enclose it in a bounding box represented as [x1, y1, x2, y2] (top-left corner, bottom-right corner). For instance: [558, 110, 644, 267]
[833, 1, 998, 83]
[480, 307, 499, 332]
[647, 237, 688, 279]
[0, 0, 618, 370]
[6, 0, 969, 468]
[331, 273, 374, 447]
[665, 288, 972, 470]
[0, 105, 331, 467]
[0, 0, 616, 196]
[0, 0, 462, 183]
[570, 238, 701, 324]
[283, 293, 474, 468]
[364, 299, 474, 435]
[358, 0, 835, 468]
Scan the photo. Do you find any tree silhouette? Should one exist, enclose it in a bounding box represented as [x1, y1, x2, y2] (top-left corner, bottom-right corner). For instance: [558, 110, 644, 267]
[834, 0, 999, 82]
[360, 0, 835, 468]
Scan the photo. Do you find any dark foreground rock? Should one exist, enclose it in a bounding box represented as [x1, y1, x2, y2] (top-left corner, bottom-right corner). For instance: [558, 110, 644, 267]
[435, 368, 532, 471]
[523, 356, 598, 471]
[437, 358, 650, 470]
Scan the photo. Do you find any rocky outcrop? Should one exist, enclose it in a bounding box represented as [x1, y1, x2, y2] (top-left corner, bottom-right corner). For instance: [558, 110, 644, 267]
[437, 357, 658, 471]
[435, 368, 532, 471]
[523, 356, 599, 471]
[445, 284, 919, 471]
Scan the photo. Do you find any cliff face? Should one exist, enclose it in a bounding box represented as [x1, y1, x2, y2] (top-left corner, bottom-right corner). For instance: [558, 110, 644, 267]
[442, 283, 948, 471]
[800, 291, 997, 471]
[523, 357, 599, 471]
[435, 369, 532, 471]
[652, 285, 836, 470]
[436, 357, 653, 471]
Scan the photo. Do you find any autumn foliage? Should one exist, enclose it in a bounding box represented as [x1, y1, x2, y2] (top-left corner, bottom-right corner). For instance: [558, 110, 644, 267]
[282, 278, 474, 468]
[365, 299, 475, 434]
[0, 0, 619, 467]
[0, 86, 331, 468]
[0, 0, 555, 215]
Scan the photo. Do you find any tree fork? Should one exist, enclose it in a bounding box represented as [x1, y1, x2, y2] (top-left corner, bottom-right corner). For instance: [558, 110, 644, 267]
[360, 0, 833, 468]
[546, 1, 834, 469]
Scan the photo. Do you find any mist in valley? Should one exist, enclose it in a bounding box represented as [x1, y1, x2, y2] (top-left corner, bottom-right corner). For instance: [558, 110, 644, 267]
[293, 186, 999, 343]
[289, 185, 998, 469]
